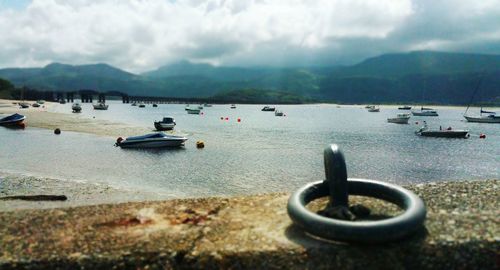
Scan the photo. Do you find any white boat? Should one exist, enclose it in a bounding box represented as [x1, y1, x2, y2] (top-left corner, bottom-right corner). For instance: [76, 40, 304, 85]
[367, 105, 380, 112]
[138, 102, 146, 108]
[186, 108, 201, 114]
[115, 132, 187, 148]
[154, 117, 176, 131]
[387, 113, 410, 124]
[93, 102, 109, 110]
[185, 105, 191, 110]
[37, 100, 45, 104]
[230, 104, 236, 109]
[204, 104, 213, 107]
[412, 107, 438, 116]
[198, 105, 204, 110]
[464, 113, 500, 123]
[275, 110, 284, 116]
[398, 105, 411, 110]
[72, 103, 82, 113]
[19, 102, 30, 109]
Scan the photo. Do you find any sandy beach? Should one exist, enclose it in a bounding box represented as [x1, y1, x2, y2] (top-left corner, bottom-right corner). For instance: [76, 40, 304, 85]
[0, 99, 151, 138]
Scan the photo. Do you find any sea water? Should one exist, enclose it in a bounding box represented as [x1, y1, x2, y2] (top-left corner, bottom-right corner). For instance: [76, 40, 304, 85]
[1, 102, 499, 197]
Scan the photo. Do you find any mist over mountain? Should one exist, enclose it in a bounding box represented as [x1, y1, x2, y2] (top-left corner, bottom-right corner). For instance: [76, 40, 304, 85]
[0, 51, 499, 104]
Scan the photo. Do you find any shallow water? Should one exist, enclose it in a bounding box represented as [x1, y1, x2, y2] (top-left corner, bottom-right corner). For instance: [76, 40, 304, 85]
[1, 102, 499, 198]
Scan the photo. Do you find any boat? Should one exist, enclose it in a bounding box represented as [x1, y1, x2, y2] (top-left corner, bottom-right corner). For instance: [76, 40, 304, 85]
[186, 108, 201, 114]
[230, 104, 236, 109]
[59, 99, 66, 104]
[93, 102, 109, 110]
[115, 132, 187, 148]
[387, 113, 410, 124]
[72, 103, 82, 113]
[154, 117, 176, 131]
[185, 105, 190, 110]
[415, 122, 469, 138]
[261, 106, 276, 112]
[398, 105, 412, 110]
[37, 100, 45, 104]
[367, 105, 380, 112]
[138, 102, 146, 108]
[275, 110, 284, 116]
[204, 104, 213, 107]
[464, 112, 500, 123]
[364, 105, 373, 109]
[411, 107, 438, 116]
[152, 104, 158, 107]
[32, 103, 40, 108]
[0, 113, 26, 126]
[19, 102, 30, 109]
[197, 105, 204, 110]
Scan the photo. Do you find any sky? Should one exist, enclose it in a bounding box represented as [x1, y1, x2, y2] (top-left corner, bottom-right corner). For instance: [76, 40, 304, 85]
[0, 0, 499, 73]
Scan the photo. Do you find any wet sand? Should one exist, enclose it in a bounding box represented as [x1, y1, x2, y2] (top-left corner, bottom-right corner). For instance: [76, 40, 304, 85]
[0, 99, 151, 138]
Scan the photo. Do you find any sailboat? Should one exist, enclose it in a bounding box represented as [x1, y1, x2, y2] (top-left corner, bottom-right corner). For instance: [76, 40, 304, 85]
[411, 78, 438, 116]
[463, 75, 500, 123]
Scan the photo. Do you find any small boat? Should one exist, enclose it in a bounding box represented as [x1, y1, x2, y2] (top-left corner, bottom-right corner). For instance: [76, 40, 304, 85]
[72, 103, 82, 113]
[115, 132, 187, 148]
[367, 106, 380, 112]
[19, 102, 30, 109]
[415, 123, 469, 138]
[152, 104, 158, 107]
[230, 104, 236, 109]
[59, 99, 66, 104]
[138, 102, 146, 108]
[275, 110, 284, 116]
[204, 104, 213, 107]
[37, 100, 45, 104]
[464, 108, 500, 123]
[0, 113, 26, 126]
[93, 102, 109, 110]
[398, 105, 412, 110]
[387, 113, 410, 124]
[261, 106, 276, 112]
[154, 117, 176, 131]
[186, 108, 201, 114]
[185, 105, 191, 110]
[412, 107, 438, 116]
[364, 105, 373, 109]
[32, 103, 40, 108]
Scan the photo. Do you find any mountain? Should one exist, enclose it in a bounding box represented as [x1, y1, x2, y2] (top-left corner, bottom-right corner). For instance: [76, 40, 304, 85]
[0, 51, 499, 104]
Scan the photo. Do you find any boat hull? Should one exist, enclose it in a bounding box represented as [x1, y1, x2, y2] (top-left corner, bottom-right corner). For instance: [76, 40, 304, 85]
[187, 109, 200, 114]
[387, 118, 409, 124]
[412, 111, 438, 116]
[93, 105, 109, 110]
[154, 122, 175, 131]
[418, 130, 469, 138]
[0, 114, 26, 126]
[464, 115, 500, 123]
[119, 140, 185, 148]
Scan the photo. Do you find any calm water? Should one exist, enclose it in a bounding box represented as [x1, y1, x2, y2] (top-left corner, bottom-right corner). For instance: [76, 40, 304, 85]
[1, 102, 499, 197]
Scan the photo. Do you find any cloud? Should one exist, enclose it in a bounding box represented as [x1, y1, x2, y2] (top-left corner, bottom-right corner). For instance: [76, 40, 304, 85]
[0, 0, 499, 72]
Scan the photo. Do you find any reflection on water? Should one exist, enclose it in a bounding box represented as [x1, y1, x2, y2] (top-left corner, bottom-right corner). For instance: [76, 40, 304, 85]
[1, 103, 499, 197]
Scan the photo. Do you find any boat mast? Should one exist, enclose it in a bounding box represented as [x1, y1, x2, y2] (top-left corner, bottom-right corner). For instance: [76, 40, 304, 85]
[465, 72, 485, 116]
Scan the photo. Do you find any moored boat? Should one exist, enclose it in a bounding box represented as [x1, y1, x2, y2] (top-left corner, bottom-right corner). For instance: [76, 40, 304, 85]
[464, 114, 500, 123]
[262, 106, 276, 112]
[387, 113, 410, 124]
[230, 104, 236, 109]
[37, 100, 45, 104]
[367, 105, 380, 112]
[32, 103, 40, 108]
[412, 107, 438, 116]
[72, 102, 82, 113]
[115, 132, 187, 148]
[186, 108, 201, 114]
[138, 102, 146, 108]
[19, 102, 30, 109]
[93, 102, 109, 110]
[152, 103, 158, 107]
[415, 123, 469, 138]
[0, 113, 26, 126]
[154, 117, 176, 131]
[275, 110, 284, 116]
[204, 104, 213, 107]
[398, 105, 412, 110]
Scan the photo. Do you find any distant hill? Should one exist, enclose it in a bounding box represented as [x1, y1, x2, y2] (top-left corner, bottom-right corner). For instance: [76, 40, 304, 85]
[0, 51, 499, 104]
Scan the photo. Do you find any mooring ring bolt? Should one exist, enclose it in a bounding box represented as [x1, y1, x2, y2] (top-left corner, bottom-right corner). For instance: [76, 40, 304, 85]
[287, 144, 427, 243]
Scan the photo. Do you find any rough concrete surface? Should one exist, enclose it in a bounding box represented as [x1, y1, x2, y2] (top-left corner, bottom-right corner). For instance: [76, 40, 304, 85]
[0, 180, 498, 269]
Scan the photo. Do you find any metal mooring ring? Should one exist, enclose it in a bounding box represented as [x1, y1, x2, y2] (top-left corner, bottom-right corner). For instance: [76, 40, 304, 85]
[287, 144, 427, 243]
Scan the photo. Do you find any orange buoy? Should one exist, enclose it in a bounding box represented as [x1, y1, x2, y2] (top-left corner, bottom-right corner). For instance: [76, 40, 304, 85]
[18, 122, 26, 129]
[237, 118, 241, 122]
[225, 117, 229, 120]
[479, 133, 486, 139]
